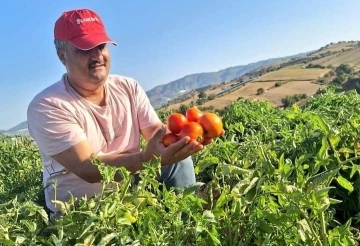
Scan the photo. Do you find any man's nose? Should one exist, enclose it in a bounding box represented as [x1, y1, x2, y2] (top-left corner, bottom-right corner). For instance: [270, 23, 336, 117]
[89, 46, 103, 59]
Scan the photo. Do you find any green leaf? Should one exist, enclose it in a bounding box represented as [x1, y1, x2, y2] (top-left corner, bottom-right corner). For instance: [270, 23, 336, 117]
[310, 113, 332, 135]
[15, 236, 26, 244]
[339, 148, 354, 154]
[316, 137, 328, 160]
[219, 164, 252, 177]
[84, 234, 96, 245]
[97, 233, 118, 246]
[50, 235, 63, 246]
[183, 182, 205, 196]
[203, 210, 216, 223]
[306, 169, 338, 192]
[37, 208, 50, 226]
[258, 219, 272, 234]
[314, 186, 335, 198]
[336, 176, 354, 193]
[241, 177, 259, 195]
[207, 228, 221, 245]
[215, 189, 229, 208]
[0, 239, 16, 246]
[297, 219, 311, 242]
[329, 135, 341, 148]
[329, 198, 343, 204]
[77, 221, 95, 240]
[350, 164, 360, 179]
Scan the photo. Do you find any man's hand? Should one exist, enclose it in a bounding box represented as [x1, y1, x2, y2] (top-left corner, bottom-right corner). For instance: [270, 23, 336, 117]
[201, 129, 226, 146]
[142, 125, 203, 166]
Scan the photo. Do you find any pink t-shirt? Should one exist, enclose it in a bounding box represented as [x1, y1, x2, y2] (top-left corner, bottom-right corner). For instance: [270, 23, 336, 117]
[27, 74, 161, 213]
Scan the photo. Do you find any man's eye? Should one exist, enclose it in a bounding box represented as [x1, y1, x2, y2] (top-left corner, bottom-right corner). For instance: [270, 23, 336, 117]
[97, 44, 106, 50]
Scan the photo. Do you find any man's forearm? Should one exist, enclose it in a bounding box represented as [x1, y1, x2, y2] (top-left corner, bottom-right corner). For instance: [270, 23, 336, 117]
[100, 151, 147, 173]
[52, 140, 155, 184]
[82, 151, 151, 183]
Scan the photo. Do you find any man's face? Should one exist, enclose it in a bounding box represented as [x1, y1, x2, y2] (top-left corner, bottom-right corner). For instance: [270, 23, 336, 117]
[59, 42, 111, 87]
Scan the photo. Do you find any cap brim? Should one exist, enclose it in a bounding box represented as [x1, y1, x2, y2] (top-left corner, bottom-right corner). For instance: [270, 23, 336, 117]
[69, 33, 117, 50]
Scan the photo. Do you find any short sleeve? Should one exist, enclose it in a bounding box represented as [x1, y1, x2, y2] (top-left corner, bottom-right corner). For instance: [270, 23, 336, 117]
[27, 99, 87, 156]
[132, 80, 161, 129]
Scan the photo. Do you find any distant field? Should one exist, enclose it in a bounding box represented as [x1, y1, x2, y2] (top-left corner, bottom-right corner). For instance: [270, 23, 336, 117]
[200, 80, 322, 109]
[310, 47, 360, 69]
[255, 68, 330, 81]
[164, 82, 239, 110]
[201, 82, 278, 109]
[310, 42, 357, 57]
[254, 80, 322, 105]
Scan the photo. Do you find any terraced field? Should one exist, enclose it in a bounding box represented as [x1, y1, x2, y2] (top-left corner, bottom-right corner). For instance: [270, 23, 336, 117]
[255, 68, 330, 82]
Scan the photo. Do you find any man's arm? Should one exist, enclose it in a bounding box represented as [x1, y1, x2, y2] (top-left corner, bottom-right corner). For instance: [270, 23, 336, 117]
[52, 123, 203, 184]
[141, 122, 164, 142]
[52, 139, 147, 183]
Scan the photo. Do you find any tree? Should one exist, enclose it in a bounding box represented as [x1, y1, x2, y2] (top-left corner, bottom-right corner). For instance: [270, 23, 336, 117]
[198, 91, 207, 99]
[336, 64, 353, 76]
[207, 94, 216, 100]
[257, 88, 265, 95]
[179, 104, 187, 115]
[328, 70, 336, 77]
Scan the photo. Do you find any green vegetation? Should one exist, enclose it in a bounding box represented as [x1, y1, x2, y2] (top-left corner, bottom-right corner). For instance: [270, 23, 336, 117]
[281, 93, 308, 107]
[274, 81, 283, 87]
[332, 64, 355, 85]
[306, 63, 326, 69]
[1, 88, 360, 245]
[257, 87, 265, 95]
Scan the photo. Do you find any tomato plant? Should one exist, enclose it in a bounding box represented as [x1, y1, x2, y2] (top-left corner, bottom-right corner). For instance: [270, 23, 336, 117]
[1, 88, 360, 245]
[179, 122, 204, 143]
[186, 106, 203, 122]
[162, 132, 180, 147]
[167, 113, 188, 134]
[197, 112, 223, 139]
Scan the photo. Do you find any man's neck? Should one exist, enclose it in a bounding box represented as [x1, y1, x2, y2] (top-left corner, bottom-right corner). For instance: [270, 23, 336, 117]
[66, 74, 106, 106]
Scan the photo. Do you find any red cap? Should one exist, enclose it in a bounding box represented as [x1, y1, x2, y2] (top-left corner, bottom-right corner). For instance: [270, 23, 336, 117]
[54, 9, 117, 50]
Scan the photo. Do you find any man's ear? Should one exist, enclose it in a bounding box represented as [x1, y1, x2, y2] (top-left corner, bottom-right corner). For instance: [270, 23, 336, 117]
[57, 50, 66, 66]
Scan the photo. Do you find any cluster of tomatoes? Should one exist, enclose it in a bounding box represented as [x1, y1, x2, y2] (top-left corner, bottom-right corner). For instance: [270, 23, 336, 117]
[162, 106, 224, 147]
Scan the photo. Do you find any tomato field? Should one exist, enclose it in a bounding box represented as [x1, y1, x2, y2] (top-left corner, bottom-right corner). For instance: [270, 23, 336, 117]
[1, 88, 360, 245]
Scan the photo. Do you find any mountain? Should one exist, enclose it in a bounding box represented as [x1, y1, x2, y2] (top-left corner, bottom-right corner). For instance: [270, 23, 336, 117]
[146, 52, 309, 108]
[2, 121, 29, 136]
[7, 121, 28, 133]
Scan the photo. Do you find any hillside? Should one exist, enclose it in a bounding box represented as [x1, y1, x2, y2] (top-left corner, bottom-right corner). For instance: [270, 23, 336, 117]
[146, 53, 309, 108]
[161, 41, 360, 112]
[7, 121, 28, 133]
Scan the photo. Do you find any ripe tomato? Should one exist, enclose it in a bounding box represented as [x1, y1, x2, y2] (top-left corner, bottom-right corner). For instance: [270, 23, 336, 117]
[162, 133, 180, 147]
[197, 112, 223, 139]
[186, 106, 203, 122]
[167, 113, 187, 134]
[179, 122, 204, 143]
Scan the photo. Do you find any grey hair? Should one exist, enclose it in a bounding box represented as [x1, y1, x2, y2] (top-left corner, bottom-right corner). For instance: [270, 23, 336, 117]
[54, 39, 67, 51]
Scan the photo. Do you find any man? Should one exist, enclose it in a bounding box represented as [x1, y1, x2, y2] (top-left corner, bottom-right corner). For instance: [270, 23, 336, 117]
[27, 8, 213, 216]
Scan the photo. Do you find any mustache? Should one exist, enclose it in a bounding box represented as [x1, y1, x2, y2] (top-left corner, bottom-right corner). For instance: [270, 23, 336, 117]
[88, 61, 105, 68]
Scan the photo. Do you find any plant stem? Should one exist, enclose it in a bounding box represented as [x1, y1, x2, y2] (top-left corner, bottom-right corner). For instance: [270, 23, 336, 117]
[120, 173, 132, 202]
[291, 200, 322, 246]
[340, 155, 360, 165]
[319, 211, 328, 246]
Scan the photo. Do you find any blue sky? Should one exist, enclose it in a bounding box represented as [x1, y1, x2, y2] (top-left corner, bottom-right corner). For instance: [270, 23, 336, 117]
[1, 0, 360, 130]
